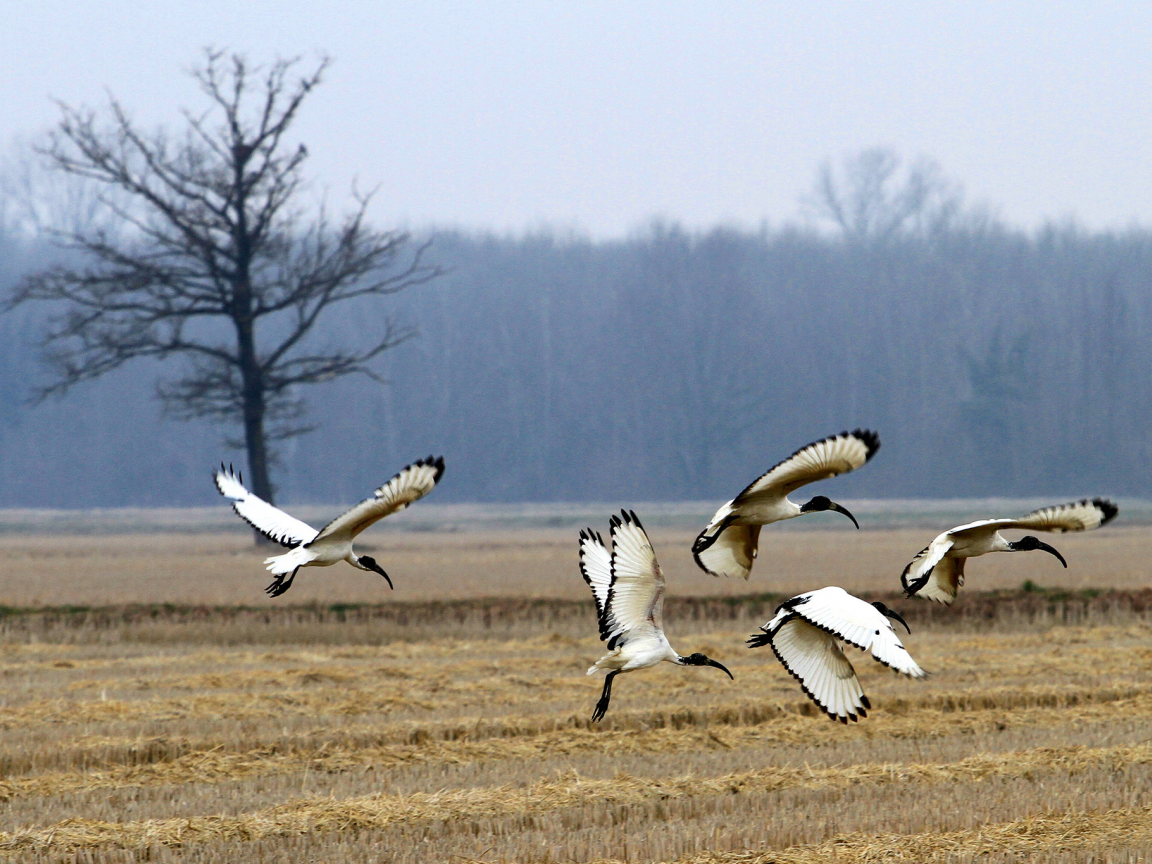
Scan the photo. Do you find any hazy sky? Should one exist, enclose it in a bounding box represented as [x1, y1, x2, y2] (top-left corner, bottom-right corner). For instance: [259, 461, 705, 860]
[3, 1, 1151, 237]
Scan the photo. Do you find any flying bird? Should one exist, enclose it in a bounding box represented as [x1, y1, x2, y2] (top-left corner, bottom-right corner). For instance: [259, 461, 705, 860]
[748, 586, 925, 722]
[901, 498, 1118, 605]
[214, 455, 445, 597]
[581, 510, 734, 722]
[693, 429, 880, 580]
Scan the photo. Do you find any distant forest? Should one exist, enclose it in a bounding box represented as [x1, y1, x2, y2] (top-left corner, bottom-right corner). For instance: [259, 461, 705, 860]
[0, 223, 1149, 507]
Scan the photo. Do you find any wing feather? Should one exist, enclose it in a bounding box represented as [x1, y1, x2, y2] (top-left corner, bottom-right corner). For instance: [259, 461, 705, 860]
[214, 464, 317, 548]
[1007, 498, 1119, 533]
[311, 456, 445, 544]
[901, 535, 955, 600]
[602, 510, 664, 647]
[912, 557, 965, 605]
[579, 529, 613, 637]
[734, 428, 880, 504]
[769, 617, 866, 722]
[692, 523, 761, 580]
[791, 587, 925, 677]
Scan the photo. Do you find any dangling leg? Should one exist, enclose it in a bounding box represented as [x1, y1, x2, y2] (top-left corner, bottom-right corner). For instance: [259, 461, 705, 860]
[266, 567, 300, 598]
[591, 670, 620, 723]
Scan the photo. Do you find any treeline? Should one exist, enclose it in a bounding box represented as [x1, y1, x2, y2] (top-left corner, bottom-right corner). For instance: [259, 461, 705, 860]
[0, 223, 1149, 507]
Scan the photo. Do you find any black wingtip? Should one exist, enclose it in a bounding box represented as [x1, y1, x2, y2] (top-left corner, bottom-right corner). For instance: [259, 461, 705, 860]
[417, 454, 446, 483]
[1093, 497, 1119, 526]
[849, 428, 881, 462]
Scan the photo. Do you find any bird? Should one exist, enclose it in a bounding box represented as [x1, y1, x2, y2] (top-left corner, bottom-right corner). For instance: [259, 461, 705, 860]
[580, 510, 734, 722]
[692, 429, 880, 580]
[747, 586, 925, 723]
[214, 455, 445, 597]
[901, 498, 1118, 605]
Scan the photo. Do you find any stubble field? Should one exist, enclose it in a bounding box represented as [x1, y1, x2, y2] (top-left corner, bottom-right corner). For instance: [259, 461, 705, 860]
[0, 505, 1150, 862]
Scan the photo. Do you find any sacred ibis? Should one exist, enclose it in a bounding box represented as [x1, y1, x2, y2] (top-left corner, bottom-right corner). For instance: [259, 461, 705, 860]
[214, 455, 445, 597]
[581, 510, 734, 722]
[693, 429, 880, 580]
[748, 586, 925, 722]
[901, 498, 1118, 605]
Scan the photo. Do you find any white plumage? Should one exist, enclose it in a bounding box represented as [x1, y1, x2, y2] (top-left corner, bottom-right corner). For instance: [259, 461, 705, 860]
[902, 498, 1118, 605]
[214, 455, 445, 596]
[693, 429, 880, 580]
[580, 510, 734, 721]
[748, 586, 925, 723]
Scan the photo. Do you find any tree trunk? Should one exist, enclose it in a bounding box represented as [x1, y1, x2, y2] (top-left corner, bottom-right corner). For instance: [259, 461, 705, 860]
[237, 323, 276, 546]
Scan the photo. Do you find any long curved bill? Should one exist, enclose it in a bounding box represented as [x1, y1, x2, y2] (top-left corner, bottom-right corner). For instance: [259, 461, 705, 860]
[829, 502, 860, 530]
[1038, 541, 1068, 568]
[707, 658, 735, 679]
[372, 564, 394, 589]
[886, 609, 912, 635]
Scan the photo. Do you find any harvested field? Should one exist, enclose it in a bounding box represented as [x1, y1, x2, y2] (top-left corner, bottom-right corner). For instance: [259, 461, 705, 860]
[0, 507, 1149, 861]
[2, 590, 1152, 861]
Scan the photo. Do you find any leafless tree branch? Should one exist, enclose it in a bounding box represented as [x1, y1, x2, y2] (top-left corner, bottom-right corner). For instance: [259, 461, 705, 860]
[9, 49, 440, 508]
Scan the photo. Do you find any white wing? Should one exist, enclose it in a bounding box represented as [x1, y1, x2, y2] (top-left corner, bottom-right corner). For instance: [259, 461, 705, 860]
[579, 529, 613, 635]
[901, 534, 955, 599]
[769, 617, 868, 722]
[602, 510, 665, 648]
[789, 587, 925, 677]
[914, 556, 966, 605]
[1007, 498, 1119, 533]
[733, 428, 880, 503]
[692, 522, 761, 580]
[311, 456, 445, 544]
[214, 464, 318, 548]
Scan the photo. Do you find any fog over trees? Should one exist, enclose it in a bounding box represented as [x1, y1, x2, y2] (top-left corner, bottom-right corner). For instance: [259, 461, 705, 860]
[0, 207, 1148, 507]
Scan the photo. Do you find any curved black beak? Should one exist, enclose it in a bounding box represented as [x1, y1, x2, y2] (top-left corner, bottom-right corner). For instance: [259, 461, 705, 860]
[706, 658, 734, 680]
[886, 609, 912, 635]
[873, 601, 911, 634]
[828, 502, 860, 530]
[1037, 540, 1068, 569]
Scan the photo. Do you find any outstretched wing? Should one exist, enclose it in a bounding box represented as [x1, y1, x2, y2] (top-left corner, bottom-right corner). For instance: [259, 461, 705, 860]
[692, 522, 761, 580]
[768, 616, 867, 722]
[602, 510, 665, 649]
[579, 529, 613, 636]
[1007, 498, 1119, 533]
[311, 456, 445, 544]
[214, 464, 317, 548]
[733, 428, 880, 504]
[793, 587, 925, 677]
[901, 534, 955, 600]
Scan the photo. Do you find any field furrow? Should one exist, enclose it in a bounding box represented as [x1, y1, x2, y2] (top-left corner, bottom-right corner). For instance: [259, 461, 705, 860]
[3, 581, 1152, 862]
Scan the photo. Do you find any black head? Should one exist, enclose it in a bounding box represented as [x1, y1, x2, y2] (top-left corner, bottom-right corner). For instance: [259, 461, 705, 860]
[358, 555, 394, 589]
[871, 601, 911, 634]
[681, 652, 734, 679]
[799, 496, 860, 529]
[1009, 536, 1068, 568]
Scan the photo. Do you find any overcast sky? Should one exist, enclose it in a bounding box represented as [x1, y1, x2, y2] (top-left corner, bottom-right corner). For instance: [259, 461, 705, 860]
[3, 1, 1151, 237]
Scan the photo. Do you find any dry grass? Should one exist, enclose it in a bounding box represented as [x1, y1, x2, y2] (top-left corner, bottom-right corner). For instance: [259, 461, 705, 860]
[0, 522, 1151, 862]
[0, 523, 1147, 606]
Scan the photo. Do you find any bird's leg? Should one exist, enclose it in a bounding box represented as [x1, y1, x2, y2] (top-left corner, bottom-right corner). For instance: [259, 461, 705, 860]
[265, 567, 300, 598]
[591, 670, 619, 723]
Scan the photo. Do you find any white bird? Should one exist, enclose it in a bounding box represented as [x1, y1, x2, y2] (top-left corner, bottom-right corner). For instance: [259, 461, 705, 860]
[901, 498, 1118, 605]
[747, 586, 925, 723]
[580, 510, 734, 722]
[214, 455, 445, 597]
[693, 429, 880, 580]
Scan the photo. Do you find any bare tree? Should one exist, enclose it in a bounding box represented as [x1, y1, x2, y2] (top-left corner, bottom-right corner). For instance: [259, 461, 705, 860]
[8, 50, 438, 512]
[810, 148, 963, 244]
